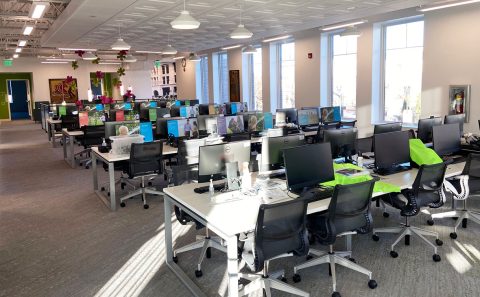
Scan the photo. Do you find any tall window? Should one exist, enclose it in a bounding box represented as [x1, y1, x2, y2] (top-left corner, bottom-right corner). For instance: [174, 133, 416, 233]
[280, 42, 295, 108]
[383, 19, 424, 124]
[332, 34, 357, 118]
[213, 52, 229, 104]
[195, 55, 209, 104]
[242, 47, 262, 110]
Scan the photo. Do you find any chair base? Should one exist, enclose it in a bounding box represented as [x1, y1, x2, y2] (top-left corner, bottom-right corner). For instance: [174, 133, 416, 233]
[294, 249, 373, 293]
[239, 270, 309, 297]
[432, 209, 480, 234]
[119, 178, 163, 209]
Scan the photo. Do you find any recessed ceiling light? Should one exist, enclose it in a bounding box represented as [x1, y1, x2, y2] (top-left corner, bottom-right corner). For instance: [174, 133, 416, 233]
[41, 61, 69, 64]
[58, 48, 98, 51]
[262, 35, 291, 43]
[418, 0, 480, 11]
[18, 40, 27, 47]
[322, 20, 367, 31]
[29, 1, 49, 19]
[23, 25, 34, 35]
[136, 50, 163, 54]
[173, 56, 185, 60]
[15, 48, 22, 53]
[221, 44, 242, 50]
[13, 54, 19, 59]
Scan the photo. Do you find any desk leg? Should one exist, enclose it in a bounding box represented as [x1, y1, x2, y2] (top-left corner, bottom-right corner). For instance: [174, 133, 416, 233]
[92, 153, 98, 191]
[108, 162, 116, 211]
[48, 123, 52, 141]
[63, 133, 67, 160]
[226, 236, 239, 297]
[51, 123, 57, 147]
[69, 135, 75, 168]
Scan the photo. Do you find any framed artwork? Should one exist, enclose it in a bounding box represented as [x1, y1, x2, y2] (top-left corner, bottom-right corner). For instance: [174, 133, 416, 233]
[229, 70, 240, 102]
[49, 78, 79, 104]
[448, 85, 470, 123]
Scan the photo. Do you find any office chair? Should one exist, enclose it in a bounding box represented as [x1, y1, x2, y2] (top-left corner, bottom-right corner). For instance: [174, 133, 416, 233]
[169, 164, 226, 278]
[238, 199, 310, 297]
[428, 153, 480, 239]
[293, 180, 377, 297]
[119, 142, 164, 209]
[340, 120, 357, 128]
[77, 125, 105, 169]
[59, 115, 80, 146]
[372, 163, 446, 261]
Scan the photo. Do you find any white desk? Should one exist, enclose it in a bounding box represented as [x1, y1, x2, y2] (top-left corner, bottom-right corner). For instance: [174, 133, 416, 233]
[62, 129, 84, 168]
[47, 118, 62, 147]
[91, 144, 178, 211]
[162, 162, 465, 297]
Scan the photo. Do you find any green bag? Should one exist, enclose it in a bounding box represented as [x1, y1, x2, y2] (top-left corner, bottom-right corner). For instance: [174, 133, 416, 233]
[409, 139, 442, 166]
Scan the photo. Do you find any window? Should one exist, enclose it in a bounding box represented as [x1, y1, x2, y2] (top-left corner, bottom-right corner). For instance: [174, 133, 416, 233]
[212, 52, 229, 104]
[166, 64, 169, 74]
[383, 19, 424, 124]
[332, 34, 357, 119]
[242, 47, 262, 110]
[195, 55, 209, 104]
[270, 41, 295, 112]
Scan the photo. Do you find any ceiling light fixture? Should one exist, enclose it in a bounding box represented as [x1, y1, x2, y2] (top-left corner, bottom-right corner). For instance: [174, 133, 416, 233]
[242, 45, 257, 54]
[136, 50, 162, 54]
[161, 44, 177, 55]
[188, 52, 201, 61]
[46, 58, 76, 62]
[15, 48, 22, 53]
[322, 20, 366, 31]
[173, 56, 185, 60]
[58, 48, 97, 51]
[418, 0, 480, 11]
[221, 44, 242, 50]
[99, 62, 122, 65]
[262, 35, 291, 43]
[170, 0, 201, 29]
[230, 0, 253, 39]
[18, 40, 27, 47]
[82, 51, 97, 60]
[111, 24, 131, 50]
[23, 25, 34, 35]
[13, 54, 19, 59]
[124, 54, 137, 62]
[41, 61, 69, 64]
[340, 27, 361, 37]
[29, 1, 49, 19]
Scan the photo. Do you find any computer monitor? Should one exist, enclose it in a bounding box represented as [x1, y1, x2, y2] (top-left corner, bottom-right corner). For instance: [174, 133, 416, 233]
[224, 115, 245, 134]
[276, 108, 297, 124]
[248, 113, 265, 132]
[297, 108, 320, 127]
[170, 105, 181, 117]
[198, 104, 209, 115]
[417, 117, 443, 143]
[444, 114, 465, 135]
[374, 131, 411, 174]
[283, 142, 335, 192]
[374, 122, 402, 134]
[433, 123, 461, 156]
[139, 104, 150, 121]
[156, 117, 183, 138]
[320, 106, 341, 123]
[156, 107, 170, 119]
[105, 120, 139, 139]
[275, 111, 287, 126]
[224, 103, 232, 115]
[260, 134, 306, 171]
[167, 118, 199, 138]
[198, 115, 222, 132]
[323, 128, 358, 162]
[198, 140, 251, 183]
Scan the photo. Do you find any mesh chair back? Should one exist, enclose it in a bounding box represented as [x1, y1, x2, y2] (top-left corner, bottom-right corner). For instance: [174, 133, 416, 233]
[128, 142, 163, 178]
[411, 163, 447, 207]
[82, 125, 105, 148]
[176, 139, 188, 166]
[328, 180, 375, 236]
[61, 115, 79, 131]
[254, 199, 309, 272]
[171, 164, 200, 227]
[462, 153, 480, 192]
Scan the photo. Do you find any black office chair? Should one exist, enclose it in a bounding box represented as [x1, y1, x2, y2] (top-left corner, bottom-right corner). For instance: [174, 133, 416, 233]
[168, 164, 226, 278]
[119, 142, 164, 209]
[61, 114, 80, 131]
[77, 125, 105, 169]
[429, 153, 480, 239]
[373, 163, 446, 261]
[340, 120, 357, 128]
[238, 199, 310, 297]
[293, 180, 377, 297]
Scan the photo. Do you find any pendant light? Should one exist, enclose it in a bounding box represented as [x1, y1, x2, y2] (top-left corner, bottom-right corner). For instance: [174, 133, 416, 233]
[162, 32, 177, 55]
[82, 51, 97, 60]
[170, 0, 200, 30]
[230, 0, 252, 39]
[242, 45, 257, 54]
[111, 25, 131, 50]
[188, 52, 200, 61]
[124, 54, 137, 62]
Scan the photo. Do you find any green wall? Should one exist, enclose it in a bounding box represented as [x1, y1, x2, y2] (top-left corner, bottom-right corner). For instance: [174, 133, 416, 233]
[0, 73, 33, 120]
[89, 72, 114, 98]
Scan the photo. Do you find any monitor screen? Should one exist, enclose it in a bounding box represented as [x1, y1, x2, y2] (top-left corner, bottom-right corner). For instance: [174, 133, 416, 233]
[276, 108, 297, 124]
[248, 113, 265, 132]
[323, 128, 358, 161]
[180, 106, 199, 118]
[260, 134, 306, 171]
[297, 108, 320, 126]
[114, 122, 140, 136]
[198, 104, 209, 115]
[167, 118, 199, 138]
[374, 131, 410, 171]
[320, 107, 341, 123]
[124, 110, 139, 121]
[275, 111, 287, 126]
[198, 140, 251, 183]
[433, 123, 461, 156]
[283, 143, 335, 191]
[225, 115, 245, 134]
[86, 111, 105, 126]
[105, 121, 138, 139]
[417, 117, 442, 143]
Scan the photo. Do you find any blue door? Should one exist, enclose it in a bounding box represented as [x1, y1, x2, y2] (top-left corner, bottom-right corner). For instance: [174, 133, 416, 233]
[8, 80, 30, 120]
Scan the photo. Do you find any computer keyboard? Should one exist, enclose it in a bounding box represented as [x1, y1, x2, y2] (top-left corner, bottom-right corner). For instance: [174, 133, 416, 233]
[442, 155, 466, 165]
[297, 187, 333, 202]
[194, 183, 225, 194]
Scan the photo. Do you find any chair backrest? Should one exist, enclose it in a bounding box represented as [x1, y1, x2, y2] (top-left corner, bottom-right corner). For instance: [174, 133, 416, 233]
[171, 164, 200, 226]
[327, 180, 375, 237]
[128, 142, 163, 178]
[82, 125, 105, 148]
[61, 114, 79, 130]
[253, 199, 309, 272]
[411, 163, 447, 207]
[462, 153, 480, 192]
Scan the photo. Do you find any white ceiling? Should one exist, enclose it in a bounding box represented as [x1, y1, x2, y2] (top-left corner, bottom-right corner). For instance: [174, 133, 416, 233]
[5, 0, 444, 58]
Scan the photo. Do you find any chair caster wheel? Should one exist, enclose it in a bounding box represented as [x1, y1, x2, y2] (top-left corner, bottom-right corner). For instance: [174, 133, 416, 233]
[332, 292, 341, 297]
[79, 163, 83, 166]
[172, 256, 178, 263]
[372, 234, 379, 241]
[120, 202, 126, 208]
[427, 219, 434, 226]
[349, 258, 356, 263]
[195, 270, 203, 278]
[383, 212, 389, 218]
[148, 182, 153, 186]
[292, 274, 301, 283]
[405, 234, 410, 246]
[435, 239, 443, 246]
[390, 251, 398, 258]
[121, 183, 126, 190]
[101, 187, 105, 191]
[280, 276, 287, 283]
[368, 279, 378, 289]
[462, 218, 468, 228]
[107, 192, 110, 197]
[450, 232, 458, 239]
[206, 247, 212, 258]
[433, 254, 441, 262]
[143, 204, 149, 209]
[85, 166, 89, 169]
[306, 254, 314, 260]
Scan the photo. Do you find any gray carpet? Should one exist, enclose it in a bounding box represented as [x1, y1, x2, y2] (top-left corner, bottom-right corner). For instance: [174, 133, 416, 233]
[1, 120, 480, 297]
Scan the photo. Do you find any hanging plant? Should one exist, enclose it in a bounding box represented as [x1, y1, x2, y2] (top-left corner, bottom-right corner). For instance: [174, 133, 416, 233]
[71, 60, 78, 70]
[92, 57, 100, 64]
[117, 50, 128, 61]
[117, 66, 126, 77]
[95, 71, 104, 79]
[74, 50, 85, 58]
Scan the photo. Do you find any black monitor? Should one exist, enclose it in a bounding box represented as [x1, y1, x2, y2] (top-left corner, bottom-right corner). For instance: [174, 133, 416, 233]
[297, 108, 320, 127]
[374, 122, 402, 134]
[283, 143, 335, 192]
[198, 104, 210, 115]
[156, 117, 183, 139]
[417, 117, 443, 143]
[323, 128, 358, 162]
[198, 140, 251, 183]
[170, 105, 180, 117]
[139, 104, 150, 121]
[433, 123, 461, 156]
[374, 131, 411, 174]
[224, 103, 232, 115]
[189, 99, 200, 106]
[159, 100, 167, 108]
[444, 114, 465, 135]
[260, 134, 306, 171]
[156, 108, 170, 119]
[276, 108, 297, 124]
